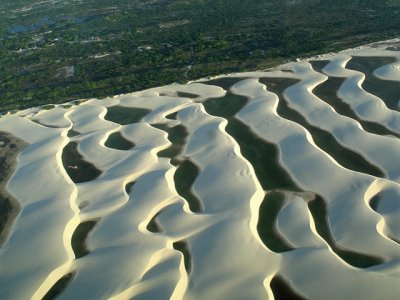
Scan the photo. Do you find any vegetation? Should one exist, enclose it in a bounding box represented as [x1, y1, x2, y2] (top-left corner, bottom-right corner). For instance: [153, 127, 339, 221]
[1, 0, 399, 112]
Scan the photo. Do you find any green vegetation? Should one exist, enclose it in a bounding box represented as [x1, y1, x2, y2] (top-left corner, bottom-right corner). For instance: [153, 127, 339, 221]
[1, 0, 399, 112]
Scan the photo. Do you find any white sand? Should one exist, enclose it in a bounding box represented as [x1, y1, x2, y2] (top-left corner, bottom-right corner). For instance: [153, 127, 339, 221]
[1, 39, 400, 299]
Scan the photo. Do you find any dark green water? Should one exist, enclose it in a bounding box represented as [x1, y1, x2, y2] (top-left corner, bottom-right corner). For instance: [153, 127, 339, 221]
[260, 77, 385, 178]
[310, 60, 400, 139]
[257, 191, 295, 253]
[308, 196, 384, 268]
[105, 106, 151, 125]
[104, 132, 135, 150]
[346, 56, 400, 111]
[61, 142, 102, 183]
[71, 220, 97, 259]
[204, 77, 249, 90]
[153, 124, 188, 163]
[204, 92, 300, 191]
[174, 160, 203, 213]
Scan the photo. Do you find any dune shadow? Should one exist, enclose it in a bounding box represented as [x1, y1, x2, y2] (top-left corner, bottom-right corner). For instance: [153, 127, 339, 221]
[125, 181, 136, 194]
[42, 273, 74, 300]
[173, 240, 192, 274]
[30, 119, 62, 129]
[270, 275, 307, 300]
[147, 212, 162, 233]
[67, 129, 80, 138]
[165, 111, 179, 120]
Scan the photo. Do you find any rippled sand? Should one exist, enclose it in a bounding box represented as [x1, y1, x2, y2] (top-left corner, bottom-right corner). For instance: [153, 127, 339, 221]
[1, 39, 400, 299]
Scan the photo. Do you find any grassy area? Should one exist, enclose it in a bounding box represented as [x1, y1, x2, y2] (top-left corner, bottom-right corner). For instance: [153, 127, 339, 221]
[1, 0, 399, 112]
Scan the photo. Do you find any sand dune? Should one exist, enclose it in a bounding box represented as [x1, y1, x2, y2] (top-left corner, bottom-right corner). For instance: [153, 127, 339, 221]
[1, 39, 400, 299]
